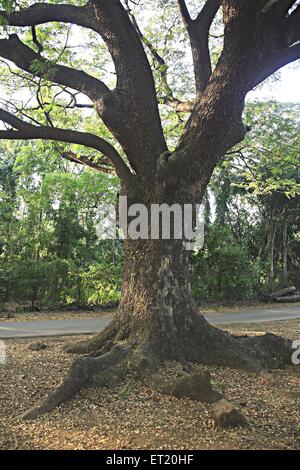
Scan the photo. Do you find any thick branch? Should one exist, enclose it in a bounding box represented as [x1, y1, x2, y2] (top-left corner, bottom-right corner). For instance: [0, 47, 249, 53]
[89, 0, 167, 172]
[196, 0, 222, 29]
[162, 97, 194, 113]
[125, 5, 192, 114]
[177, 0, 192, 27]
[286, 5, 300, 45]
[62, 150, 116, 175]
[0, 34, 109, 102]
[0, 109, 133, 184]
[176, 0, 300, 183]
[0, 3, 91, 27]
[177, 0, 221, 96]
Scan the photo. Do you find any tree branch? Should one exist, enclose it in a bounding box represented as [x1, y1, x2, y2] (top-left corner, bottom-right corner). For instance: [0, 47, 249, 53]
[176, 0, 300, 184]
[0, 3, 91, 28]
[286, 4, 300, 45]
[125, 3, 193, 114]
[88, 0, 167, 172]
[0, 108, 134, 185]
[0, 1, 167, 175]
[61, 150, 116, 175]
[177, 0, 221, 97]
[0, 34, 110, 102]
[177, 0, 192, 27]
[162, 97, 194, 113]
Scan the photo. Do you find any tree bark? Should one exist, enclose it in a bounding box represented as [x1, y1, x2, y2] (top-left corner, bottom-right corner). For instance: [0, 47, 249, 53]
[116, 238, 199, 360]
[282, 206, 288, 287]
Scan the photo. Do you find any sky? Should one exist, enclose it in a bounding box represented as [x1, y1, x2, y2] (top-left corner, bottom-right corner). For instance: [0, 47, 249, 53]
[249, 64, 300, 103]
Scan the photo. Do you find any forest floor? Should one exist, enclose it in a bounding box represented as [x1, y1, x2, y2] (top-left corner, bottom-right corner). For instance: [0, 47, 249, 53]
[0, 307, 115, 322]
[0, 319, 300, 450]
[1, 301, 300, 322]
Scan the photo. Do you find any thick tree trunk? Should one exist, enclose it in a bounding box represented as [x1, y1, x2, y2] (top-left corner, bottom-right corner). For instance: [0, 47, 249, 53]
[113, 236, 292, 369]
[116, 238, 200, 359]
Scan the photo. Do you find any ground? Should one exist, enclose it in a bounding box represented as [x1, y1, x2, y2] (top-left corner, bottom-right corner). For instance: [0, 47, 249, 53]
[0, 319, 300, 450]
[0, 307, 112, 322]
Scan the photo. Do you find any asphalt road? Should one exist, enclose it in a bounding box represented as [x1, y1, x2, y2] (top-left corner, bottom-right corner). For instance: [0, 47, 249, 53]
[0, 305, 299, 339]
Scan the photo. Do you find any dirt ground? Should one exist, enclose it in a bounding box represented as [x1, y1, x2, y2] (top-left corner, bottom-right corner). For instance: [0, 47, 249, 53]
[0, 307, 114, 322]
[0, 319, 300, 450]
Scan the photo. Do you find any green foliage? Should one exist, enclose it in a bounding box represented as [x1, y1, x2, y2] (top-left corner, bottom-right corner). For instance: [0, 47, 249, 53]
[0, 0, 16, 13]
[29, 59, 58, 81]
[206, 101, 300, 295]
[191, 225, 259, 301]
[0, 139, 121, 309]
[79, 260, 122, 305]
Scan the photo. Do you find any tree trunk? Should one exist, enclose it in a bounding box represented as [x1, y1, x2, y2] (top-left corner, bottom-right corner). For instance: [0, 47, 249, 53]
[66, 180, 293, 370]
[282, 207, 288, 287]
[116, 238, 199, 360]
[269, 216, 277, 291]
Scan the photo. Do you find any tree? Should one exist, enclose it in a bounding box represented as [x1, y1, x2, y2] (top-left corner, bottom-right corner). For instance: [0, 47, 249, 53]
[0, 0, 299, 418]
[0, 138, 120, 309]
[227, 102, 300, 290]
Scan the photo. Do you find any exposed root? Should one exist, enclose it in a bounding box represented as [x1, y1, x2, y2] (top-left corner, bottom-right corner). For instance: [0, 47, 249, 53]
[149, 370, 223, 403]
[64, 322, 117, 354]
[22, 312, 294, 421]
[67, 312, 293, 372]
[23, 343, 130, 420]
[172, 312, 293, 371]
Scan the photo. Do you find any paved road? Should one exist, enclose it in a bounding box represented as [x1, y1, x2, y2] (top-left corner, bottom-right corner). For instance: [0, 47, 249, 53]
[0, 305, 299, 339]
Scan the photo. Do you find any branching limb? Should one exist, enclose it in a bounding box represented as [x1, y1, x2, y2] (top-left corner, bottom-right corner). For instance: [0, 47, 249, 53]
[286, 4, 300, 45]
[62, 150, 116, 175]
[162, 97, 194, 113]
[177, 0, 192, 27]
[31, 25, 43, 54]
[177, 0, 221, 97]
[0, 2, 90, 28]
[88, 0, 167, 172]
[0, 108, 134, 185]
[125, 2, 193, 113]
[0, 1, 167, 174]
[177, 0, 300, 179]
[0, 34, 110, 102]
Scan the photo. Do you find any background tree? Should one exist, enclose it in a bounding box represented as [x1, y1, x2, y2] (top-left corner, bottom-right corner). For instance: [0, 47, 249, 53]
[0, 0, 299, 418]
[0, 139, 121, 309]
[191, 101, 300, 302]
